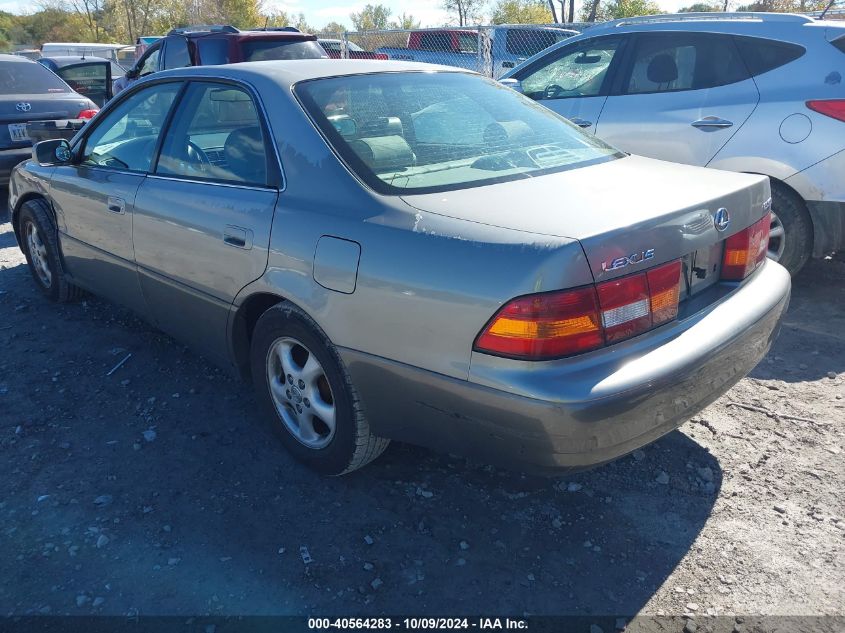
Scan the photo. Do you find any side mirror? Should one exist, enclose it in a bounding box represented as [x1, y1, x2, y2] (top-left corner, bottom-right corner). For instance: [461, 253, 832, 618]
[499, 78, 524, 94]
[34, 139, 72, 166]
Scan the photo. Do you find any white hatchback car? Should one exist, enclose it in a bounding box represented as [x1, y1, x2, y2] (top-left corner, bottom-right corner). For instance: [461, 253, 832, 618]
[503, 12, 845, 273]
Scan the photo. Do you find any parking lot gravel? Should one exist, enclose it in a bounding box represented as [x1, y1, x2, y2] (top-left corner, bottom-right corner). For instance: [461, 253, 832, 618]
[1, 193, 843, 621]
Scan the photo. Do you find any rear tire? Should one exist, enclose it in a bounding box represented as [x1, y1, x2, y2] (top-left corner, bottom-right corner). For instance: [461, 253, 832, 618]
[769, 183, 812, 275]
[250, 302, 389, 475]
[18, 198, 83, 302]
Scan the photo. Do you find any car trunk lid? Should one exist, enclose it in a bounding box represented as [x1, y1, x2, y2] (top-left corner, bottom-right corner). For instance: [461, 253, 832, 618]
[0, 93, 91, 149]
[401, 155, 771, 286]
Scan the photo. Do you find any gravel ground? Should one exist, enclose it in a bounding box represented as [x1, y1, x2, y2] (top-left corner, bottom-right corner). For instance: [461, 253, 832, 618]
[1, 192, 843, 622]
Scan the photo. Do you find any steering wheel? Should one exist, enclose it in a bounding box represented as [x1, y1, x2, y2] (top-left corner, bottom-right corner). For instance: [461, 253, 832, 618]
[544, 84, 565, 99]
[186, 141, 211, 174]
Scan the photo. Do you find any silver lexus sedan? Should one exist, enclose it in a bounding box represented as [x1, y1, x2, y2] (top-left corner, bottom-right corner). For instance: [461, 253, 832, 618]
[7, 60, 791, 475]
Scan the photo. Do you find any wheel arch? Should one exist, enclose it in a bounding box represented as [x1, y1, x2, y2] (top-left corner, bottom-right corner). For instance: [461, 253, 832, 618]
[229, 291, 288, 380]
[12, 193, 55, 245]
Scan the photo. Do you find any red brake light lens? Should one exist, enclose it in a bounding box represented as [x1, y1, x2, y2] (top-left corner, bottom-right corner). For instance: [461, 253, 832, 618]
[721, 213, 771, 281]
[475, 259, 683, 360]
[77, 109, 98, 120]
[474, 286, 603, 359]
[806, 99, 845, 123]
[375, 53, 388, 60]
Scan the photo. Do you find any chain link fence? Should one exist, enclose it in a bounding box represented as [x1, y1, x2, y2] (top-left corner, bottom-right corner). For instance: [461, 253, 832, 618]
[313, 24, 593, 78]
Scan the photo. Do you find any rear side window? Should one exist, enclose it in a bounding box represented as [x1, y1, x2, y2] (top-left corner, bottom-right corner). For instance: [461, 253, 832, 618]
[198, 39, 230, 65]
[624, 33, 748, 95]
[830, 35, 845, 55]
[419, 32, 453, 51]
[163, 36, 191, 69]
[240, 40, 327, 61]
[0, 61, 70, 94]
[505, 30, 567, 57]
[733, 36, 805, 77]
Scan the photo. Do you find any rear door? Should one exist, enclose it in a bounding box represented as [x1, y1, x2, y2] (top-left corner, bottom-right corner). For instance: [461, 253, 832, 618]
[49, 81, 182, 314]
[595, 31, 759, 166]
[56, 62, 111, 107]
[132, 80, 280, 363]
[511, 35, 625, 133]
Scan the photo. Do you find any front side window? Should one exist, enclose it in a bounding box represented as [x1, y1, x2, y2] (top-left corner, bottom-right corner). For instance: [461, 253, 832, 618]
[0, 60, 70, 94]
[240, 40, 327, 61]
[156, 82, 270, 186]
[81, 82, 181, 171]
[519, 37, 621, 100]
[624, 33, 748, 95]
[296, 72, 622, 195]
[137, 44, 161, 77]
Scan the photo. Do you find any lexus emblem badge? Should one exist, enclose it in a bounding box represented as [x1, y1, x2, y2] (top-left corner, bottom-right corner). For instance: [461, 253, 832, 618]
[713, 208, 731, 232]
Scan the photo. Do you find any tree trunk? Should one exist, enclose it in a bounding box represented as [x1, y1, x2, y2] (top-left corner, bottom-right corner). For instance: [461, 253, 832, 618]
[587, 0, 600, 21]
[568, 0, 575, 24]
[548, 0, 559, 22]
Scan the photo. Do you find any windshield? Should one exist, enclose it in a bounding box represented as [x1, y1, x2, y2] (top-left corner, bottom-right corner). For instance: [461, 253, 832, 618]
[241, 40, 327, 61]
[295, 71, 621, 195]
[0, 61, 70, 94]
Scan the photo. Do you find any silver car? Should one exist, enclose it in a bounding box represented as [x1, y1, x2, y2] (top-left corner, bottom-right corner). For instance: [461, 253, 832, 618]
[502, 12, 845, 274]
[7, 60, 790, 475]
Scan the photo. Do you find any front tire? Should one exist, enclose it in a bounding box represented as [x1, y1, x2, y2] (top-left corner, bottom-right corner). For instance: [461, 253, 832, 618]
[768, 183, 813, 275]
[18, 198, 83, 302]
[250, 302, 389, 475]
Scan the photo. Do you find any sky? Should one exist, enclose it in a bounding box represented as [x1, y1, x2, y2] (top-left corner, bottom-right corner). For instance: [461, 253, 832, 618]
[0, 0, 692, 30]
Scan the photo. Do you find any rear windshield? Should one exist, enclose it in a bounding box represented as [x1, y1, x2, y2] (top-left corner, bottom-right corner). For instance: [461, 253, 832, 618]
[0, 61, 70, 94]
[241, 40, 327, 61]
[295, 72, 622, 195]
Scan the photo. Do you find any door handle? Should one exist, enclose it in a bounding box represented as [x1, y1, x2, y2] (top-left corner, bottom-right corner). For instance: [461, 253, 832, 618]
[107, 196, 125, 214]
[569, 117, 592, 128]
[223, 225, 253, 250]
[691, 116, 733, 129]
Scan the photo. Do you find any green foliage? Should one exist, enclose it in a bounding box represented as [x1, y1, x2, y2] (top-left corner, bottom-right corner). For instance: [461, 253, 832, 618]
[390, 12, 421, 29]
[490, 0, 554, 24]
[441, 0, 486, 26]
[350, 4, 392, 30]
[580, 0, 662, 21]
[679, 2, 721, 10]
[322, 21, 348, 35]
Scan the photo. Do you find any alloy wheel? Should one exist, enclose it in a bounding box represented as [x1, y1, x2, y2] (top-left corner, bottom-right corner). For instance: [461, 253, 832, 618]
[266, 336, 336, 449]
[25, 221, 52, 287]
[768, 211, 786, 262]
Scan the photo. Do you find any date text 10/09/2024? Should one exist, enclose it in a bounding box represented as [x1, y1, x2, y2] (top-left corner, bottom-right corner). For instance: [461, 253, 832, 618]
[308, 618, 529, 630]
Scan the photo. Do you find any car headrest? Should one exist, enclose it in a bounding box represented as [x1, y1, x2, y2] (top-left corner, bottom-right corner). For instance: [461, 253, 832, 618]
[349, 135, 414, 173]
[358, 116, 404, 138]
[483, 120, 532, 147]
[223, 126, 267, 184]
[647, 54, 678, 85]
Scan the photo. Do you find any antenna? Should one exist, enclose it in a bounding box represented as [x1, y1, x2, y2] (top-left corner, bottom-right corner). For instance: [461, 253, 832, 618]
[820, 0, 837, 19]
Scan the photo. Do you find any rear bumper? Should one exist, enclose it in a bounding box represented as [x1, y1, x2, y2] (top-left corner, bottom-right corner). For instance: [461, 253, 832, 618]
[341, 260, 791, 472]
[0, 147, 31, 183]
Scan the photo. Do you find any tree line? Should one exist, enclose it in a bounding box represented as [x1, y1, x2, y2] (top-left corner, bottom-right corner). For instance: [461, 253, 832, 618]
[1, 0, 830, 50]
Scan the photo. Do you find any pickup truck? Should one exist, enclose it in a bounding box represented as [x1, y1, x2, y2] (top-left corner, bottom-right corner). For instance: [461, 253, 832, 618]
[376, 26, 577, 78]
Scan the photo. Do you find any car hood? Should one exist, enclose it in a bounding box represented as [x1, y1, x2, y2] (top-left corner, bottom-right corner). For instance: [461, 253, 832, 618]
[401, 155, 771, 281]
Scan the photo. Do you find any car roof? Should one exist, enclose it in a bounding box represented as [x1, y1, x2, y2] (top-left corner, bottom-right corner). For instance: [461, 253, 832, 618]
[40, 55, 112, 65]
[155, 58, 468, 87]
[181, 29, 314, 40]
[0, 53, 36, 63]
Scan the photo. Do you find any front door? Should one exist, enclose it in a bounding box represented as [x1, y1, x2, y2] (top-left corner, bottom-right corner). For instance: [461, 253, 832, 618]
[49, 81, 181, 314]
[132, 81, 280, 363]
[513, 35, 625, 133]
[595, 32, 759, 166]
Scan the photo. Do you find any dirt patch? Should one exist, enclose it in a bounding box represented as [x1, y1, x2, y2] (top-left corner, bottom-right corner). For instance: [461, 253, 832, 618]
[1, 196, 843, 619]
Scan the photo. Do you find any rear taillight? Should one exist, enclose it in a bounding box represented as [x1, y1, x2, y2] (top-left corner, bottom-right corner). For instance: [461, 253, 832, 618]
[77, 109, 98, 120]
[721, 212, 771, 281]
[474, 259, 682, 360]
[806, 99, 845, 123]
[375, 53, 388, 60]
